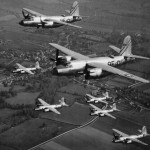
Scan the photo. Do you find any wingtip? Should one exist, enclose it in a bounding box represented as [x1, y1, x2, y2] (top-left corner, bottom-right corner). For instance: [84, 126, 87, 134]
[144, 80, 150, 84]
[49, 43, 57, 46]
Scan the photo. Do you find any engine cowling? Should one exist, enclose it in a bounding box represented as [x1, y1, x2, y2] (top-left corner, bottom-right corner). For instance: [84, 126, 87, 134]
[125, 139, 132, 144]
[100, 113, 104, 116]
[21, 70, 25, 73]
[42, 21, 54, 28]
[44, 108, 49, 112]
[57, 56, 72, 65]
[86, 68, 102, 79]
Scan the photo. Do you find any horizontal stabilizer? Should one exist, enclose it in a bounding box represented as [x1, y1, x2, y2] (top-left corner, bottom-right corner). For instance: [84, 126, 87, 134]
[109, 45, 121, 53]
[126, 54, 150, 60]
[81, 15, 89, 18]
[65, 10, 70, 14]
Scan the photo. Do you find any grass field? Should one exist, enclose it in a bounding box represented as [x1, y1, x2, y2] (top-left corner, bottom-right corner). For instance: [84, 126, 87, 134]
[5, 92, 40, 105]
[0, 0, 150, 150]
[40, 102, 92, 125]
[0, 118, 76, 150]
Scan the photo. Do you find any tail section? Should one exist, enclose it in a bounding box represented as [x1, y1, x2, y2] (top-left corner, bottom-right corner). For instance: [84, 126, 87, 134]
[109, 36, 131, 56]
[35, 61, 41, 69]
[103, 92, 109, 98]
[66, 1, 79, 16]
[140, 126, 150, 136]
[119, 35, 132, 56]
[112, 103, 120, 111]
[59, 97, 69, 107]
[110, 35, 150, 59]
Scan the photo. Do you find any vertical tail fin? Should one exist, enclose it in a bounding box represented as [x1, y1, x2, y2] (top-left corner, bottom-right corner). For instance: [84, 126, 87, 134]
[112, 103, 116, 111]
[112, 103, 120, 111]
[70, 1, 79, 16]
[141, 126, 149, 136]
[119, 35, 132, 56]
[35, 61, 40, 69]
[59, 97, 68, 107]
[104, 92, 109, 98]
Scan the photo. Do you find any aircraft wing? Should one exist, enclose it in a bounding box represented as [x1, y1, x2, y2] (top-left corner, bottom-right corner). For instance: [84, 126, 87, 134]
[89, 104, 101, 111]
[87, 62, 149, 83]
[113, 129, 129, 137]
[86, 94, 94, 99]
[48, 107, 61, 115]
[128, 138, 148, 146]
[103, 112, 116, 119]
[38, 98, 50, 106]
[126, 54, 150, 60]
[49, 43, 89, 60]
[16, 63, 34, 75]
[98, 99, 108, 104]
[23, 8, 45, 17]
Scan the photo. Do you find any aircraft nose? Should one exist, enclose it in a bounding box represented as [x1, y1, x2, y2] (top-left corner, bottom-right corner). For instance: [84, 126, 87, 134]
[19, 20, 24, 25]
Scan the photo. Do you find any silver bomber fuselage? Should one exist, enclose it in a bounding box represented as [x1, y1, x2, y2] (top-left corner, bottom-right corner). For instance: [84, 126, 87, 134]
[20, 16, 78, 27]
[56, 56, 133, 74]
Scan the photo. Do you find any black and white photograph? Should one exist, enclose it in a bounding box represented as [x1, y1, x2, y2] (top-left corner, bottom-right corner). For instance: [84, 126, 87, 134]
[0, 0, 150, 150]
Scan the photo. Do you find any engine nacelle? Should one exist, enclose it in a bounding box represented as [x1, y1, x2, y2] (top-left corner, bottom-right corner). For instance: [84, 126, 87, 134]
[126, 140, 132, 144]
[42, 21, 54, 28]
[99, 113, 104, 116]
[21, 70, 25, 73]
[86, 68, 102, 78]
[44, 108, 49, 112]
[57, 56, 72, 65]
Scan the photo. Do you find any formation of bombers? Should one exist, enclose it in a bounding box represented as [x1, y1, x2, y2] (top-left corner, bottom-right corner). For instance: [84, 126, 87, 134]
[15, 1, 150, 146]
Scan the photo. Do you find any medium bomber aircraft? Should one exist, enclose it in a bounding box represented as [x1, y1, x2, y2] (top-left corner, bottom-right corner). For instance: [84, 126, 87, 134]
[35, 97, 68, 114]
[13, 61, 40, 75]
[85, 92, 110, 104]
[19, 1, 82, 29]
[89, 103, 120, 119]
[49, 35, 150, 83]
[112, 126, 149, 145]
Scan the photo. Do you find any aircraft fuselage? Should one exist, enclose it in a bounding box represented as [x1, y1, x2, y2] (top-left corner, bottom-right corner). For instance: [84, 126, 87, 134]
[55, 55, 134, 75]
[19, 15, 81, 28]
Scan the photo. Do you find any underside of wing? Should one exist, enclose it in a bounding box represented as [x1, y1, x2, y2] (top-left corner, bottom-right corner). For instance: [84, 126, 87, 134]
[89, 104, 101, 111]
[49, 107, 61, 114]
[38, 98, 50, 106]
[128, 138, 148, 145]
[25, 69, 34, 75]
[87, 62, 149, 83]
[104, 112, 116, 119]
[126, 54, 150, 60]
[49, 43, 89, 60]
[112, 129, 129, 137]
[23, 8, 45, 17]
